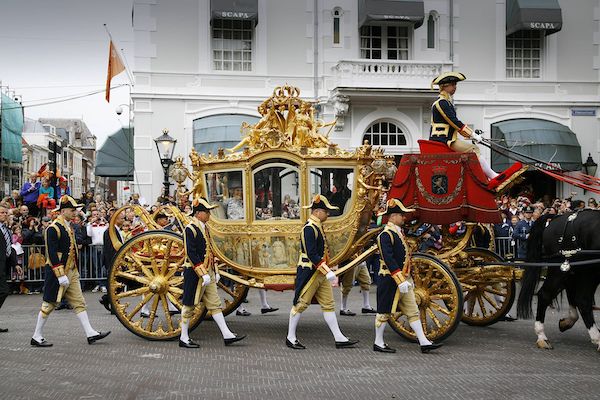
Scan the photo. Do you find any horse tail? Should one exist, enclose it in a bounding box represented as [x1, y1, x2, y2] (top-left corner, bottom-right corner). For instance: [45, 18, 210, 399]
[517, 214, 552, 319]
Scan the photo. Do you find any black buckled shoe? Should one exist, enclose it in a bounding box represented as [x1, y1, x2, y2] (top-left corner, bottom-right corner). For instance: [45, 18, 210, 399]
[261, 307, 279, 314]
[335, 338, 359, 348]
[340, 309, 356, 316]
[373, 343, 396, 353]
[0, 328, 8, 333]
[179, 339, 200, 348]
[420, 342, 443, 353]
[361, 307, 377, 314]
[285, 338, 306, 350]
[140, 311, 150, 318]
[236, 310, 251, 317]
[500, 314, 517, 322]
[99, 295, 111, 312]
[224, 334, 246, 346]
[30, 337, 53, 347]
[87, 331, 111, 345]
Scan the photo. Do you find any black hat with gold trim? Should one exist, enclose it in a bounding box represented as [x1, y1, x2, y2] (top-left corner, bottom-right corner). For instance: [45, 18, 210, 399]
[302, 194, 339, 211]
[191, 197, 218, 214]
[431, 71, 466, 90]
[377, 198, 416, 216]
[53, 195, 84, 212]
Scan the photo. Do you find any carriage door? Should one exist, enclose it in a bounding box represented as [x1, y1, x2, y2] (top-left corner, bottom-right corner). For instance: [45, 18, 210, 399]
[252, 159, 301, 221]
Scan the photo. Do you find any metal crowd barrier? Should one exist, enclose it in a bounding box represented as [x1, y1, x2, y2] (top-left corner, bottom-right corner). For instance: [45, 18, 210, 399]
[494, 236, 516, 259]
[8, 244, 106, 283]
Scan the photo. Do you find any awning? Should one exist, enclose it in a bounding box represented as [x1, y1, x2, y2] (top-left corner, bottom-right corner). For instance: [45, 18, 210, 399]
[491, 119, 582, 172]
[358, 0, 425, 29]
[193, 114, 259, 155]
[95, 127, 134, 180]
[0, 93, 23, 163]
[506, 0, 562, 36]
[211, 0, 258, 25]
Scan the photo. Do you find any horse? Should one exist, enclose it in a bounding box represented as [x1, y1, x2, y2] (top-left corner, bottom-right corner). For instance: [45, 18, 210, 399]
[517, 211, 600, 351]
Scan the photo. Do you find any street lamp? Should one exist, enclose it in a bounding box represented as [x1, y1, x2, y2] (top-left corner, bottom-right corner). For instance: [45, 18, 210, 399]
[154, 128, 177, 199]
[582, 153, 598, 195]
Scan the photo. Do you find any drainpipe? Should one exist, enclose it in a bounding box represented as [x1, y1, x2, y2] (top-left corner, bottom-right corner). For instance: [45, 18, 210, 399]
[449, 0, 454, 64]
[313, 0, 319, 103]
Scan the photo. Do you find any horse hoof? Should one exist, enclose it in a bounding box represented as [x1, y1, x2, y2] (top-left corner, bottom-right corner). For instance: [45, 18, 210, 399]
[558, 318, 575, 332]
[536, 340, 553, 350]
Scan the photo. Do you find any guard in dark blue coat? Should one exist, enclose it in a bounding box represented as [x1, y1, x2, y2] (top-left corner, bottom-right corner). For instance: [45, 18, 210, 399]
[30, 195, 110, 347]
[430, 72, 499, 181]
[374, 198, 442, 354]
[285, 194, 358, 350]
[179, 197, 246, 348]
[512, 205, 534, 260]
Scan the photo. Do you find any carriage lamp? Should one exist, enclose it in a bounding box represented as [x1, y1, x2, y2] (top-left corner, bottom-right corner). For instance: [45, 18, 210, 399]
[155, 129, 177, 198]
[582, 153, 597, 194]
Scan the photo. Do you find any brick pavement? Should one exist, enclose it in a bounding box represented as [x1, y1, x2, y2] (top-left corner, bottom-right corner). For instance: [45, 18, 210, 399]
[0, 288, 599, 400]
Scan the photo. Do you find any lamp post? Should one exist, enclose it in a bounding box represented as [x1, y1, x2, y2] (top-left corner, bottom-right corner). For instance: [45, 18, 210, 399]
[582, 153, 598, 195]
[154, 129, 177, 200]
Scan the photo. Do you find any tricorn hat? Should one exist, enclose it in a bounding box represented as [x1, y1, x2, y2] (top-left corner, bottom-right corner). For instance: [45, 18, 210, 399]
[377, 198, 416, 216]
[191, 197, 218, 214]
[431, 72, 466, 90]
[52, 195, 84, 212]
[302, 194, 339, 211]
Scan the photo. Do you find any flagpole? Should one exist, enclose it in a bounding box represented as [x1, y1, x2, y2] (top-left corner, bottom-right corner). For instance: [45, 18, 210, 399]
[103, 24, 134, 85]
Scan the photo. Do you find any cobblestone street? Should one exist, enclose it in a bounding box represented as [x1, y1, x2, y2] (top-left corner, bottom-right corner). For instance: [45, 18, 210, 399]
[1, 288, 599, 400]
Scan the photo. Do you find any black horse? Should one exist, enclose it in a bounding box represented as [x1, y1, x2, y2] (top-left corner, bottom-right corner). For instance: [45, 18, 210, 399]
[517, 211, 600, 351]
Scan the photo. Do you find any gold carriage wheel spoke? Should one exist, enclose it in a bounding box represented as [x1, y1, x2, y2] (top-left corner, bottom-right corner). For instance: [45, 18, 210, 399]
[127, 293, 153, 320]
[483, 286, 508, 297]
[430, 294, 455, 301]
[427, 277, 447, 293]
[217, 282, 237, 298]
[419, 308, 428, 332]
[161, 241, 173, 275]
[429, 301, 452, 316]
[166, 292, 183, 311]
[482, 292, 501, 310]
[130, 255, 154, 278]
[164, 262, 184, 280]
[115, 271, 151, 286]
[426, 307, 443, 329]
[146, 295, 160, 331]
[167, 286, 184, 296]
[466, 293, 476, 316]
[160, 294, 175, 332]
[477, 295, 488, 318]
[114, 286, 150, 299]
[167, 276, 184, 287]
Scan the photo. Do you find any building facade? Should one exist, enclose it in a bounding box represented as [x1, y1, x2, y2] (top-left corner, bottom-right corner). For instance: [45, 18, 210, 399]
[131, 0, 600, 203]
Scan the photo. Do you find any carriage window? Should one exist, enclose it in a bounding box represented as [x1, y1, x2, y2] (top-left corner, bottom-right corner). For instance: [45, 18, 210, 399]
[205, 170, 245, 220]
[253, 161, 300, 220]
[310, 167, 355, 217]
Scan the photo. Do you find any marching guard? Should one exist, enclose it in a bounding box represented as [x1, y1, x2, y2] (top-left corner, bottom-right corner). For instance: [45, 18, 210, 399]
[30, 195, 110, 347]
[179, 197, 246, 348]
[374, 199, 442, 354]
[286, 194, 358, 349]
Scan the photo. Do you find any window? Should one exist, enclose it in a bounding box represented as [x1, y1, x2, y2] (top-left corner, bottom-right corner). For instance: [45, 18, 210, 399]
[362, 121, 407, 147]
[205, 170, 245, 220]
[427, 14, 436, 49]
[506, 30, 542, 78]
[310, 167, 355, 217]
[333, 9, 341, 45]
[212, 18, 253, 71]
[360, 25, 409, 60]
[253, 161, 300, 221]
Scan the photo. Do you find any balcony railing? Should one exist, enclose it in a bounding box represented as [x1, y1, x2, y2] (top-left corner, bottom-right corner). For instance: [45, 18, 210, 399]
[332, 59, 453, 90]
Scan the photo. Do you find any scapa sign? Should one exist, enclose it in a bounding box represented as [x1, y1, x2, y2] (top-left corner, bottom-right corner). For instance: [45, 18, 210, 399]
[219, 11, 251, 19]
[529, 22, 556, 29]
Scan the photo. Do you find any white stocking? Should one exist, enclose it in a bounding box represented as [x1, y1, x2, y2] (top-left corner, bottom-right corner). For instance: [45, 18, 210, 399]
[374, 322, 386, 347]
[32, 311, 48, 341]
[341, 293, 348, 311]
[409, 320, 432, 346]
[212, 312, 235, 339]
[323, 311, 348, 342]
[180, 320, 190, 343]
[362, 290, 372, 309]
[77, 311, 99, 337]
[259, 289, 270, 309]
[287, 310, 301, 342]
[479, 157, 499, 180]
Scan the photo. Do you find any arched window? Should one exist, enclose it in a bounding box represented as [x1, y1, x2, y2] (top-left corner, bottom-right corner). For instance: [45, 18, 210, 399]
[333, 8, 342, 45]
[427, 11, 438, 49]
[362, 121, 407, 146]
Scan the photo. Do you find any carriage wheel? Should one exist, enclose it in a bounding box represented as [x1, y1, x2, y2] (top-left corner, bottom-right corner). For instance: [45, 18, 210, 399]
[388, 253, 463, 343]
[108, 231, 207, 340]
[204, 264, 249, 319]
[459, 247, 516, 326]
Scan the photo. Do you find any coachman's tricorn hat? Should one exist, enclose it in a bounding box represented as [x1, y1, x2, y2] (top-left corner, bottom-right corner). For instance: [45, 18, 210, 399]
[431, 72, 466, 90]
[302, 194, 339, 211]
[52, 195, 84, 212]
[377, 198, 416, 216]
[191, 197, 218, 214]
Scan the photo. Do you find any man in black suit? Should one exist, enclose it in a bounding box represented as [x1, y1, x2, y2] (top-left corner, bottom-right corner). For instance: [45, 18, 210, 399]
[99, 211, 124, 312]
[0, 206, 20, 332]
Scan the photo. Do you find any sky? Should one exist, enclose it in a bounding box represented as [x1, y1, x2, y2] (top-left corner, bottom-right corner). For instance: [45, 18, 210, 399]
[0, 0, 134, 148]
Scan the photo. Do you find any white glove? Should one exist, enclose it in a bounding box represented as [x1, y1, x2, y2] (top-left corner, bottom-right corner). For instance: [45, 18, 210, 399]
[58, 275, 70, 287]
[201, 274, 211, 287]
[215, 273, 221, 283]
[471, 132, 483, 143]
[325, 271, 336, 282]
[398, 280, 413, 294]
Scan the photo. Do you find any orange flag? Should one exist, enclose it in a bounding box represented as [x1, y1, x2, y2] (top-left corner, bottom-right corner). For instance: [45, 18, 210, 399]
[105, 40, 125, 102]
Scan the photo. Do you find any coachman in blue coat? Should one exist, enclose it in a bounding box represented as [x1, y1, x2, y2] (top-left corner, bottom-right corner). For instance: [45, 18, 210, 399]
[30, 195, 110, 347]
[374, 198, 443, 354]
[285, 194, 358, 350]
[179, 197, 246, 348]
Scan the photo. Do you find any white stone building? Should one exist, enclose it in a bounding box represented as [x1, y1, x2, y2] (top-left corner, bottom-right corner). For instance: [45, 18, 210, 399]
[131, 0, 600, 202]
